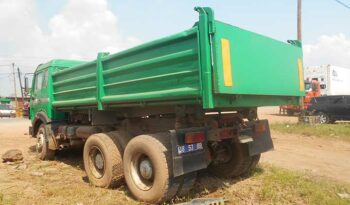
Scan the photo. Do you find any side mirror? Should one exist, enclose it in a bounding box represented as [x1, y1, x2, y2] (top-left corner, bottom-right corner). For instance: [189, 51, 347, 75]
[24, 73, 33, 96]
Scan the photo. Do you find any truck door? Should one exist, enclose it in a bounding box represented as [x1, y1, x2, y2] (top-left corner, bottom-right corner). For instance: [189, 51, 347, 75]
[30, 69, 49, 118]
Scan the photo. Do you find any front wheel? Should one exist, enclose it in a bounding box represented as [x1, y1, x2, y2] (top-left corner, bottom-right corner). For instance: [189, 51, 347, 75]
[123, 133, 179, 204]
[36, 124, 55, 160]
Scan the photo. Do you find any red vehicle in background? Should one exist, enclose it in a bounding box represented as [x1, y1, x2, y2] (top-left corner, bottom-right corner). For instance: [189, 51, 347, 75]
[280, 79, 321, 116]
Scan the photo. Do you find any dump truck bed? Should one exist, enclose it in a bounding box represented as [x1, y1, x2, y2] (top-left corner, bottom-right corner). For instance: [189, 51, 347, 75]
[47, 9, 303, 110]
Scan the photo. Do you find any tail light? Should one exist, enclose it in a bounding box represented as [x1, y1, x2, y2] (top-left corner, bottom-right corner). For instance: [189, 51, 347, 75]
[254, 122, 266, 134]
[185, 132, 205, 144]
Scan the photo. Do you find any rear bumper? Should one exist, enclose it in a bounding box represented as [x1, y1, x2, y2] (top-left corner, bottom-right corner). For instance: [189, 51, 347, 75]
[169, 120, 274, 177]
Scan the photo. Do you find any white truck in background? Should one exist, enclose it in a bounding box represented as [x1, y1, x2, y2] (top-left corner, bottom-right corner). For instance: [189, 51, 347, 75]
[304, 65, 350, 96]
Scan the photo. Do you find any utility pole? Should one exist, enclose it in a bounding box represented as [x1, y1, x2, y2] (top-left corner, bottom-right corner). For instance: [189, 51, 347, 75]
[12, 63, 18, 112]
[17, 67, 24, 102]
[297, 0, 302, 41]
[297, 0, 305, 120]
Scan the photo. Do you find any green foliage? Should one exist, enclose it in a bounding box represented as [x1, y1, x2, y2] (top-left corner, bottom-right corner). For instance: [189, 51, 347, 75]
[270, 123, 350, 141]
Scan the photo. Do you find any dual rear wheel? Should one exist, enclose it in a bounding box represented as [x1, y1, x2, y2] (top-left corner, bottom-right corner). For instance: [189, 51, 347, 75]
[83, 133, 124, 188]
[83, 132, 196, 204]
[208, 140, 260, 178]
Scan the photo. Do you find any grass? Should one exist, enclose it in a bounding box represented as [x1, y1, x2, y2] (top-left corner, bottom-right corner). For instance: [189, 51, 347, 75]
[2, 161, 350, 205]
[2, 154, 350, 204]
[255, 165, 350, 205]
[171, 164, 350, 205]
[0, 191, 19, 205]
[270, 123, 350, 141]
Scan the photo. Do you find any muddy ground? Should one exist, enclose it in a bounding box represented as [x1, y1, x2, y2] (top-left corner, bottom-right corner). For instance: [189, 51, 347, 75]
[0, 107, 349, 204]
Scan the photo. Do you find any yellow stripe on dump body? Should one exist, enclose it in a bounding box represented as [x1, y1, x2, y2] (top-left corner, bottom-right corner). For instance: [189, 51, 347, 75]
[221, 38, 233, 87]
[297, 58, 304, 91]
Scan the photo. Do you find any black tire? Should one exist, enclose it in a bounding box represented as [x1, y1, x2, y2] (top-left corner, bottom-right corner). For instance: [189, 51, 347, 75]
[176, 172, 197, 197]
[36, 124, 55, 160]
[123, 133, 179, 204]
[83, 133, 123, 188]
[318, 112, 330, 124]
[208, 140, 252, 178]
[243, 154, 261, 176]
[250, 154, 261, 170]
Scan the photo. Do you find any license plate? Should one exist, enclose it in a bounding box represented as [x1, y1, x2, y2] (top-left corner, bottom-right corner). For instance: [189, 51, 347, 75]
[177, 143, 203, 155]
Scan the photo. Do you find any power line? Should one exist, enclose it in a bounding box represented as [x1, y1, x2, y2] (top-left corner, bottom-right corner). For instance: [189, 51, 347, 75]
[334, 0, 350, 10]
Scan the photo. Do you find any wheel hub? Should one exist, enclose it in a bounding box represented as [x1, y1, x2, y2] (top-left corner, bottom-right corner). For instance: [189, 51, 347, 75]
[95, 153, 104, 170]
[36, 133, 44, 153]
[319, 114, 327, 123]
[89, 146, 105, 179]
[211, 142, 232, 164]
[130, 154, 154, 191]
[139, 159, 153, 180]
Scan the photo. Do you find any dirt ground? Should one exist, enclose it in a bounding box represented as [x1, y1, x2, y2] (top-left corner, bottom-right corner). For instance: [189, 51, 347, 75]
[0, 107, 350, 204]
[258, 106, 298, 124]
[258, 106, 350, 182]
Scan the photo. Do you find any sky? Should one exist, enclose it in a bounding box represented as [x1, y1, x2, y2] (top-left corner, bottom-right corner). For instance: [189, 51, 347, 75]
[0, 0, 350, 97]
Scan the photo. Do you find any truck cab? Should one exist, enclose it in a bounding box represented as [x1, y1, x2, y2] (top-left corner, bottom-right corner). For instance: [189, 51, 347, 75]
[29, 60, 86, 135]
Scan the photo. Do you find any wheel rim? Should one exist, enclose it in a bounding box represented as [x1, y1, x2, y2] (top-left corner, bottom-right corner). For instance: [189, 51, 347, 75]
[212, 142, 233, 164]
[88, 146, 105, 179]
[130, 153, 154, 191]
[319, 113, 327, 123]
[36, 132, 45, 154]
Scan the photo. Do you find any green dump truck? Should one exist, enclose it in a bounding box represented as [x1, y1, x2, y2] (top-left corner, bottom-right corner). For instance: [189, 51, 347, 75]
[26, 7, 304, 203]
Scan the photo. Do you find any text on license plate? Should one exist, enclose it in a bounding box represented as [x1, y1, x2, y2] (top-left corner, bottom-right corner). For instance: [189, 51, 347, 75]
[177, 143, 203, 155]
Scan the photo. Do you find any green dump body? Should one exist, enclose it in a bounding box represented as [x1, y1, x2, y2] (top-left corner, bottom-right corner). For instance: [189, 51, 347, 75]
[39, 8, 303, 114]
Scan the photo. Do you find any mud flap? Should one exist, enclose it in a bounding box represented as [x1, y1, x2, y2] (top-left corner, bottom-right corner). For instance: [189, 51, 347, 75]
[44, 124, 59, 150]
[170, 128, 210, 177]
[242, 120, 274, 156]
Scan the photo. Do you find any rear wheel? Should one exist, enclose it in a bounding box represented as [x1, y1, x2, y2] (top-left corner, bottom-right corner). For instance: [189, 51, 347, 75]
[208, 140, 256, 178]
[318, 112, 330, 124]
[123, 133, 179, 204]
[244, 154, 261, 176]
[83, 133, 123, 188]
[36, 124, 55, 160]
